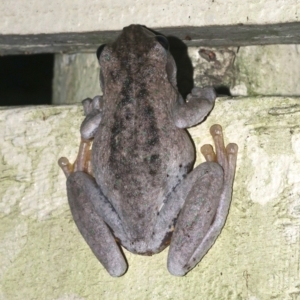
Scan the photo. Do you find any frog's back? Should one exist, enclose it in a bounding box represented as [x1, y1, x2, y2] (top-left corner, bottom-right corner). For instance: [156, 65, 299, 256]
[92, 25, 195, 246]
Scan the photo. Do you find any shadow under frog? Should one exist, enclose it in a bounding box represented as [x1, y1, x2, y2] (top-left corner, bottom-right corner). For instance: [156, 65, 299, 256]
[59, 24, 238, 277]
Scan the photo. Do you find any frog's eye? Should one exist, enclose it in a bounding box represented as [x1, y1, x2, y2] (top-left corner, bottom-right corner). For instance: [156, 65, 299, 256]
[96, 44, 106, 60]
[156, 35, 169, 50]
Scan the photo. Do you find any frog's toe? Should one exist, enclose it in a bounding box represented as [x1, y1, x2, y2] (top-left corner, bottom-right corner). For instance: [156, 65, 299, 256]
[58, 157, 73, 177]
[191, 86, 216, 103]
[167, 259, 187, 276]
[106, 258, 128, 277]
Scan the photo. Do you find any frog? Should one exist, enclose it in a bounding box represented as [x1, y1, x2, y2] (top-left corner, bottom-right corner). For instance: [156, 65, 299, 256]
[58, 24, 238, 277]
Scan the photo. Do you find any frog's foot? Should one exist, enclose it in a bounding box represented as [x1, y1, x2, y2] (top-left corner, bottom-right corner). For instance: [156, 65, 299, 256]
[82, 95, 103, 116]
[167, 124, 238, 276]
[80, 96, 103, 140]
[201, 124, 238, 184]
[187, 86, 216, 104]
[58, 95, 102, 177]
[58, 138, 93, 178]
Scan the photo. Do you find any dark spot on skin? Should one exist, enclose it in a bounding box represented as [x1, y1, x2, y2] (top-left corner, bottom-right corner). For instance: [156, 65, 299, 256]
[113, 77, 135, 109]
[125, 107, 133, 120]
[179, 164, 182, 168]
[110, 138, 118, 152]
[166, 174, 169, 177]
[172, 217, 177, 226]
[149, 123, 157, 132]
[149, 170, 157, 176]
[120, 97, 131, 107]
[141, 105, 160, 148]
[110, 117, 124, 153]
[210, 213, 217, 226]
[147, 136, 159, 146]
[160, 231, 173, 247]
[113, 179, 122, 190]
[144, 105, 155, 117]
[138, 88, 148, 98]
[119, 92, 134, 107]
[111, 120, 121, 135]
[184, 162, 194, 172]
[123, 77, 132, 88]
[148, 154, 161, 176]
[138, 212, 145, 219]
[110, 70, 119, 81]
[150, 154, 159, 163]
[142, 116, 159, 147]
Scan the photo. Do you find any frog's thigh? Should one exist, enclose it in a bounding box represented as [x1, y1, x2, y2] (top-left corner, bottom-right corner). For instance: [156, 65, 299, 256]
[67, 172, 127, 277]
[167, 161, 225, 276]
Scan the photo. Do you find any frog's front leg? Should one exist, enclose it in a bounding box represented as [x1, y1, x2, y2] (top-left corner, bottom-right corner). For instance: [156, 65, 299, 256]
[173, 86, 217, 128]
[152, 124, 238, 276]
[58, 96, 128, 277]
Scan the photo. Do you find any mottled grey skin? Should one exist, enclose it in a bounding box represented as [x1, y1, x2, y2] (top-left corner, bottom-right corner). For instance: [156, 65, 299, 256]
[63, 25, 237, 277]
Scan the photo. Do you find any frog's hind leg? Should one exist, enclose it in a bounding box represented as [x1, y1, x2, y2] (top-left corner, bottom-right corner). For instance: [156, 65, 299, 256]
[66, 172, 127, 277]
[167, 124, 238, 276]
[59, 140, 127, 277]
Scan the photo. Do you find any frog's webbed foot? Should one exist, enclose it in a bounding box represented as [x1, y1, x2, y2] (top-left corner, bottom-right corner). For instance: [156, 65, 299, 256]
[58, 138, 93, 178]
[58, 95, 103, 178]
[167, 124, 238, 276]
[80, 96, 103, 140]
[201, 124, 238, 185]
[187, 86, 216, 104]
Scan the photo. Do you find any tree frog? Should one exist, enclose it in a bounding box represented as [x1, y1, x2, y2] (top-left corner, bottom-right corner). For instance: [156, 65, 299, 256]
[58, 24, 238, 277]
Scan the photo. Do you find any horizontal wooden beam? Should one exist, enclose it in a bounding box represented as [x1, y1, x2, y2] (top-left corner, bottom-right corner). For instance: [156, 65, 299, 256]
[1, 23, 300, 55]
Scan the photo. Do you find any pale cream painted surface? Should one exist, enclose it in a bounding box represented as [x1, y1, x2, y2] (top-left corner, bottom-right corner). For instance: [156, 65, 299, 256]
[1, 98, 300, 299]
[1, 0, 299, 34]
[232, 45, 300, 96]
